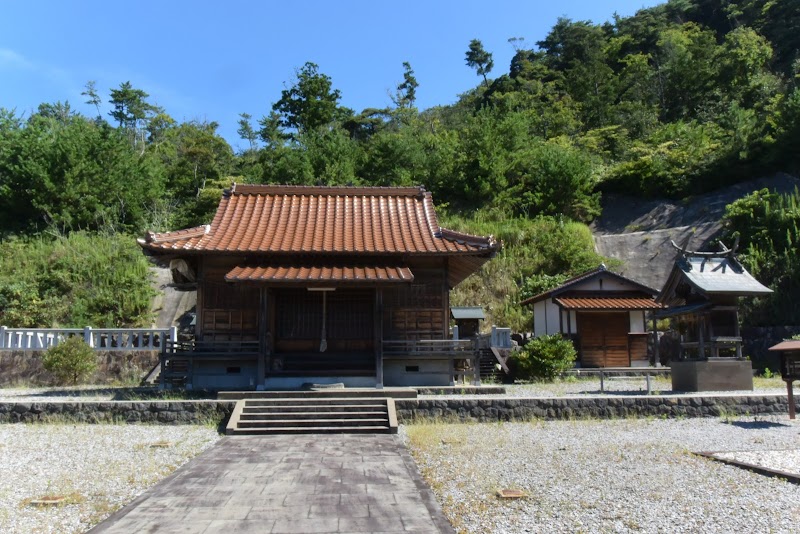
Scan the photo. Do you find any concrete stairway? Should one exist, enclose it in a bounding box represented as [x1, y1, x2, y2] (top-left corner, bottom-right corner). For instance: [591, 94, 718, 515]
[226, 397, 398, 435]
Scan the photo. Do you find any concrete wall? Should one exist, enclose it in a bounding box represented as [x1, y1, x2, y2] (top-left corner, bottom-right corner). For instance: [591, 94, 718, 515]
[572, 277, 631, 292]
[533, 300, 568, 337]
[629, 311, 645, 333]
[533, 301, 547, 336]
[190, 362, 258, 389]
[384, 360, 451, 387]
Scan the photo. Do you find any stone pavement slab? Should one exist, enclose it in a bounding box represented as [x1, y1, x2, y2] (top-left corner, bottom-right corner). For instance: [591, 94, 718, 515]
[89, 434, 454, 533]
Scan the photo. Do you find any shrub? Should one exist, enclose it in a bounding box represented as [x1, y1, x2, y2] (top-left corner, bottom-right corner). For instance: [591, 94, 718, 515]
[509, 334, 576, 381]
[0, 232, 155, 328]
[42, 337, 97, 385]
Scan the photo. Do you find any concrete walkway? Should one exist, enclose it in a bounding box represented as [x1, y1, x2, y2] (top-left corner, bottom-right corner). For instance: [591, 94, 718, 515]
[89, 434, 454, 533]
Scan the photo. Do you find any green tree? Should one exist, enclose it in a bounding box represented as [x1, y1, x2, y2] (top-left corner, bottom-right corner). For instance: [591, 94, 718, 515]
[162, 121, 233, 196]
[0, 110, 165, 233]
[81, 80, 102, 120]
[538, 18, 617, 128]
[393, 61, 419, 108]
[654, 23, 719, 121]
[108, 81, 162, 151]
[465, 39, 494, 88]
[722, 188, 800, 325]
[301, 126, 361, 185]
[272, 62, 351, 135]
[500, 141, 600, 222]
[237, 112, 258, 150]
[718, 27, 776, 108]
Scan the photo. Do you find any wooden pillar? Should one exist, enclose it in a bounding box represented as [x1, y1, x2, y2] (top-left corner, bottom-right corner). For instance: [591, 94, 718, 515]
[257, 287, 268, 388]
[735, 309, 743, 359]
[195, 257, 204, 340]
[709, 315, 718, 358]
[787, 380, 796, 420]
[375, 288, 384, 389]
[698, 316, 705, 360]
[652, 314, 660, 367]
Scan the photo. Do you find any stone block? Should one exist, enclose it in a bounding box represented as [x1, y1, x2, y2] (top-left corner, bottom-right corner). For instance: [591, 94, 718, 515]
[671, 359, 754, 392]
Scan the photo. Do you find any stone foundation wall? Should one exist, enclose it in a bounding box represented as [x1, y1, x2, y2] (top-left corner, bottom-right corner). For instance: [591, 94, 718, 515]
[0, 350, 160, 386]
[0, 395, 794, 425]
[0, 400, 235, 424]
[394, 395, 796, 422]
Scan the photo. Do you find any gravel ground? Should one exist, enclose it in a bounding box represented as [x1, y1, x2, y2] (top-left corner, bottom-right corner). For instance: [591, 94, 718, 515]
[0, 424, 220, 534]
[418, 376, 789, 399]
[0, 380, 796, 534]
[401, 416, 800, 534]
[0, 377, 789, 402]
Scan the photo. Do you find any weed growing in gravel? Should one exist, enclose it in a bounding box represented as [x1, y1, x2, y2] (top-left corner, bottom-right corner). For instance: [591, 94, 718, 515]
[753, 376, 784, 389]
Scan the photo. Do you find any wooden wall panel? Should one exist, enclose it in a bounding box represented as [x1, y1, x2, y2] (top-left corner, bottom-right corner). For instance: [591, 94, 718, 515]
[383, 269, 447, 340]
[629, 334, 649, 363]
[578, 313, 630, 368]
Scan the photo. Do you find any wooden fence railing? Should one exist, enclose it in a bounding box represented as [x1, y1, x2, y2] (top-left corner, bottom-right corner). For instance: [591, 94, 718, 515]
[0, 326, 177, 351]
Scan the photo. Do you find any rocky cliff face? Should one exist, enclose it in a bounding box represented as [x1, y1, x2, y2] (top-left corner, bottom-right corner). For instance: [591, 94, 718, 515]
[592, 174, 799, 291]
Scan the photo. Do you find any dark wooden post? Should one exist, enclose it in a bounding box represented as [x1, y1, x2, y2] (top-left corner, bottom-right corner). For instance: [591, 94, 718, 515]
[257, 287, 268, 388]
[652, 313, 660, 367]
[375, 288, 384, 389]
[698, 316, 705, 360]
[734, 309, 742, 359]
[787, 380, 796, 420]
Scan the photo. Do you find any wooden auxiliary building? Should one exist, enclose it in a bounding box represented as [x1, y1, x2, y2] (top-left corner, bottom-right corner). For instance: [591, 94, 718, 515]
[521, 265, 662, 367]
[138, 184, 498, 389]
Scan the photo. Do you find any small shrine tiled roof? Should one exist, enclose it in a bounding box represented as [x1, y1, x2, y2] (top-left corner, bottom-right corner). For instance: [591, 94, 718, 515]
[553, 296, 663, 310]
[677, 256, 772, 295]
[225, 262, 414, 284]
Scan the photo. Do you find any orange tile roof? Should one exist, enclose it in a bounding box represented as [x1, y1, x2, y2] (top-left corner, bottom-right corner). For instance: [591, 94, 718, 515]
[225, 263, 414, 283]
[139, 184, 497, 256]
[553, 297, 663, 310]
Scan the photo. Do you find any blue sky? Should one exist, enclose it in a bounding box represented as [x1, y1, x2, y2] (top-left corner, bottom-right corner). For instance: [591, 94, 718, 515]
[1, 0, 661, 150]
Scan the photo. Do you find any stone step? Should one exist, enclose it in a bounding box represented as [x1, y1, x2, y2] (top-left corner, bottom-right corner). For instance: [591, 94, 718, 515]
[226, 398, 398, 435]
[239, 411, 388, 420]
[242, 400, 388, 409]
[218, 388, 417, 400]
[242, 405, 387, 413]
[238, 418, 389, 428]
[227, 425, 392, 435]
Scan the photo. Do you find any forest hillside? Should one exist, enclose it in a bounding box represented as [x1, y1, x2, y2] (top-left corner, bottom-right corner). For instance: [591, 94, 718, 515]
[0, 0, 798, 330]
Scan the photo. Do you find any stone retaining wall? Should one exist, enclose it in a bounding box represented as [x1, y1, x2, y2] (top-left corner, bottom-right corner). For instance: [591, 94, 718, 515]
[0, 395, 794, 425]
[394, 395, 796, 422]
[0, 400, 235, 424]
[0, 350, 159, 386]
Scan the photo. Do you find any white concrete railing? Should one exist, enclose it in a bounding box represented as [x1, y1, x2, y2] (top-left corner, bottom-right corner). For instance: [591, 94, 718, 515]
[490, 326, 513, 349]
[454, 325, 513, 349]
[0, 326, 177, 351]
